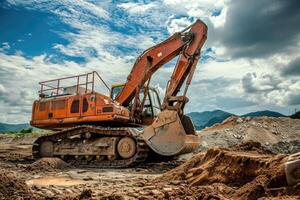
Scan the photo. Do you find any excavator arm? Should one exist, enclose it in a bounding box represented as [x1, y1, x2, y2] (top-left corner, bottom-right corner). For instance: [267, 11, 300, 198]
[163, 20, 207, 112]
[116, 20, 207, 116]
[116, 20, 208, 157]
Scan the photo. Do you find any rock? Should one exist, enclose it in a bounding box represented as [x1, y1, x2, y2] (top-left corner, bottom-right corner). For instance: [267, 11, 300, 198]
[151, 189, 162, 196]
[83, 177, 93, 181]
[129, 192, 139, 198]
[162, 187, 173, 192]
[143, 185, 156, 189]
[135, 181, 146, 187]
[170, 180, 181, 185]
[236, 118, 243, 123]
[265, 142, 270, 146]
[139, 190, 150, 195]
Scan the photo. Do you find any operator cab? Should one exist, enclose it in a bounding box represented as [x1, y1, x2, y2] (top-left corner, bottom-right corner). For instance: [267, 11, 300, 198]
[111, 84, 161, 118]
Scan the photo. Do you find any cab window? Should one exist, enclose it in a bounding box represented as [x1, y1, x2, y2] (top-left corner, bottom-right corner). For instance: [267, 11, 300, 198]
[111, 85, 124, 100]
[149, 89, 161, 116]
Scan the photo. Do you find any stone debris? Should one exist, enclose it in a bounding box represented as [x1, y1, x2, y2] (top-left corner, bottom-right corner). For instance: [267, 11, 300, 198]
[198, 116, 300, 154]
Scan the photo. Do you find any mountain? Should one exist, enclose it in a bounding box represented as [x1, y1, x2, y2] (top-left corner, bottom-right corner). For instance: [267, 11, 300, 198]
[0, 123, 32, 132]
[241, 110, 286, 118]
[187, 110, 286, 130]
[187, 110, 234, 130]
[0, 110, 287, 132]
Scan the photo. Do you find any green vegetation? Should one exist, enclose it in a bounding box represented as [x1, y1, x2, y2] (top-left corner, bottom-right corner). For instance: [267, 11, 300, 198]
[20, 127, 33, 134]
[3, 128, 47, 138]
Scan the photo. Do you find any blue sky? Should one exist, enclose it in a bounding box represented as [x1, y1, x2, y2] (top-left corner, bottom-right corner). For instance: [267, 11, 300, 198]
[0, 0, 300, 123]
[0, 6, 86, 63]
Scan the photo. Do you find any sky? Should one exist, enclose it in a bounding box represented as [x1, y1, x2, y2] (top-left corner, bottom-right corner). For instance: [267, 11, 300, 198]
[0, 0, 300, 123]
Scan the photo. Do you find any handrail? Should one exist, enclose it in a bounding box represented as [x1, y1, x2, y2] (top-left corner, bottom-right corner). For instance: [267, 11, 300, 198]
[39, 72, 94, 84]
[39, 71, 110, 97]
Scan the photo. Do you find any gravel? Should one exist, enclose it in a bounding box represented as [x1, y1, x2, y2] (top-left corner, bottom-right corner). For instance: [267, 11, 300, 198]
[197, 116, 300, 154]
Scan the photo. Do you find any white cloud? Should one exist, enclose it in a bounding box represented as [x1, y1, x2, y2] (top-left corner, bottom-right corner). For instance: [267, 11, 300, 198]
[6, 1, 156, 61]
[0, 84, 6, 94]
[117, 2, 157, 14]
[241, 72, 300, 107]
[54, 25, 155, 59]
[163, 0, 225, 11]
[0, 42, 10, 52]
[6, 0, 109, 20]
[163, 0, 228, 28]
[210, 6, 227, 28]
[166, 17, 193, 34]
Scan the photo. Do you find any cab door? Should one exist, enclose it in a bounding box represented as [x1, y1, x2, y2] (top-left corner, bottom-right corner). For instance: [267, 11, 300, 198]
[80, 93, 96, 117]
[67, 94, 96, 118]
[67, 95, 81, 118]
[49, 98, 67, 119]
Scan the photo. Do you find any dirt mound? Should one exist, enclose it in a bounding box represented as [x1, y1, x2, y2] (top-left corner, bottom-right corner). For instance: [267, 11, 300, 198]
[0, 169, 35, 200]
[21, 157, 70, 171]
[154, 147, 299, 199]
[198, 116, 300, 154]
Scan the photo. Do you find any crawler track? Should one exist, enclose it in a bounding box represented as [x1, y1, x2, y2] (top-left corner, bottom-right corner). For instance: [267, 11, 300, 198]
[32, 126, 149, 168]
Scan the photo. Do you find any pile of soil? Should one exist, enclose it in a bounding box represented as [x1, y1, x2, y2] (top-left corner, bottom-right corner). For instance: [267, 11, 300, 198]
[0, 169, 35, 200]
[21, 157, 70, 172]
[153, 146, 300, 199]
[198, 116, 300, 154]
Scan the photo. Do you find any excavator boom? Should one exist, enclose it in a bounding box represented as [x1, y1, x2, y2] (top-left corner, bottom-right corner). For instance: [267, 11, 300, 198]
[116, 20, 207, 113]
[115, 20, 208, 156]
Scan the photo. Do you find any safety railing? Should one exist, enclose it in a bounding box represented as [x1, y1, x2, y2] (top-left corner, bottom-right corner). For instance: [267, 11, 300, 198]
[39, 71, 110, 98]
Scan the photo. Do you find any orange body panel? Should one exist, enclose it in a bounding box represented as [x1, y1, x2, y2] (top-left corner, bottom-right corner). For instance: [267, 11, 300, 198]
[31, 92, 132, 130]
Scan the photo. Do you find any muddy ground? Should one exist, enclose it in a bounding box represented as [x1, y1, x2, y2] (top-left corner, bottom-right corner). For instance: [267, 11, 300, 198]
[0, 134, 183, 199]
[0, 117, 299, 200]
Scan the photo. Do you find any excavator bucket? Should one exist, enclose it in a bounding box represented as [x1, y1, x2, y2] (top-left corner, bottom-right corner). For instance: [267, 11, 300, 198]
[142, 110, 199, 156]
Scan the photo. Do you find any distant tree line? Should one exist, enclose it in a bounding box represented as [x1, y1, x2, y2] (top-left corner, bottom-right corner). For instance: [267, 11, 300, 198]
[290, 111, 300, 119]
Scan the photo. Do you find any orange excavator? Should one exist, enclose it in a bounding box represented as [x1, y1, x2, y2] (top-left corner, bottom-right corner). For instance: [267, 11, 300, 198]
[30, 20, 208, 167]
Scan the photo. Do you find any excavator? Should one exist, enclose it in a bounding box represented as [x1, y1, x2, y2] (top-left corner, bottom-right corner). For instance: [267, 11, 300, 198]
[30, 19, 208, 167]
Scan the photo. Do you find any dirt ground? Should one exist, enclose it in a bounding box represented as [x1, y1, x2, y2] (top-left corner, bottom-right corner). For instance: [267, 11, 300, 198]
[0, 117, 299, 200]
[0, 134, 181, 200]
